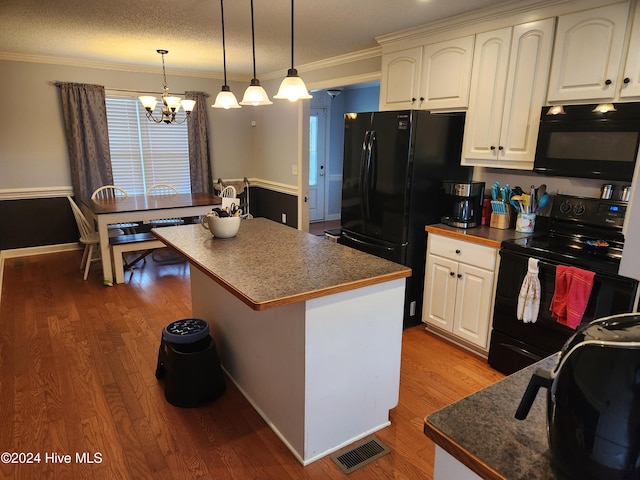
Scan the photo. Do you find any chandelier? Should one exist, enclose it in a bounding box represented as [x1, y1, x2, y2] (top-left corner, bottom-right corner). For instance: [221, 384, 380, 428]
[139, 50, 196, 124]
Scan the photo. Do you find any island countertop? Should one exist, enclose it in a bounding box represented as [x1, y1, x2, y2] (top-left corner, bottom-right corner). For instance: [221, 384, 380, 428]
[424, 355, 560, 479]
[152, 217, 411, 311]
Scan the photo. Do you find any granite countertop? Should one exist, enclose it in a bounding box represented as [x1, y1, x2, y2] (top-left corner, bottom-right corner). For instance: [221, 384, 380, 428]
[426, 223, 533, 248]
[152, 217, 411, 311]
[424, 355, 562, 480]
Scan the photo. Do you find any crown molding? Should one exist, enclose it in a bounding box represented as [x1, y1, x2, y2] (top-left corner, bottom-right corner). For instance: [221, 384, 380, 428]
[1, 46, 382, 83]
[0, 186, 74, 200]
[376, 0, 573, 47]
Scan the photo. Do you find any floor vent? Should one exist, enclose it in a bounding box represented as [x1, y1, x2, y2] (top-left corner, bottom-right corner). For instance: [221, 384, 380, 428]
[330, 437, 391, 474]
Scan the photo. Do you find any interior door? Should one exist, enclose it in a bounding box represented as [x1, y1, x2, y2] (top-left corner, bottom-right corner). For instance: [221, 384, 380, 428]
[309, 108, 326, 222]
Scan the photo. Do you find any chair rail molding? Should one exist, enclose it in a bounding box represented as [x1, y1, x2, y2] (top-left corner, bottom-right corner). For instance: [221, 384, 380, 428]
[0, 186, 74, 200]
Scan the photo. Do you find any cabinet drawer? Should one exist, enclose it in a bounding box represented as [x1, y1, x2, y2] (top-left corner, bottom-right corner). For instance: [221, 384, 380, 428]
[428, 234, 497, 271]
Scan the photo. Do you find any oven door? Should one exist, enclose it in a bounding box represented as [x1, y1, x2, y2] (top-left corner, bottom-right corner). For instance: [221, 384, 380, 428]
[488, 248, 638, 375]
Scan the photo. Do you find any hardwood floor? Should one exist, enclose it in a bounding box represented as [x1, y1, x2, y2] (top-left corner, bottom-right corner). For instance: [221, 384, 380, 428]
[0, 251, 504, 479]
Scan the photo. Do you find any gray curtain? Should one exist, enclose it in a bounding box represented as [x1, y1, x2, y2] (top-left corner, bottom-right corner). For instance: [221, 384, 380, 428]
[186, 91, 213, 193]
[57, 82, 113, 199]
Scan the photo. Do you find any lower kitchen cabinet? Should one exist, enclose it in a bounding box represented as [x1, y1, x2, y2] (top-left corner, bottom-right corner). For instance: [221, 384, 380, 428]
[422, 233, 497, 354]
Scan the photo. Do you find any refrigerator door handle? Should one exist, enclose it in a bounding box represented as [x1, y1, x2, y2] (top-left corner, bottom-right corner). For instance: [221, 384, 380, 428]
[364, 130, 375, 219]
[359, 130, 371, 223]
[342, 231, 402, 252]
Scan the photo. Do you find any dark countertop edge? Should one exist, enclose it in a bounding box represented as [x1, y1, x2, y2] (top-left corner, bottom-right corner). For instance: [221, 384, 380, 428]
[426, 223, 532, 248]
[154, 230, 412, 312]
[424, 419, 504, 480]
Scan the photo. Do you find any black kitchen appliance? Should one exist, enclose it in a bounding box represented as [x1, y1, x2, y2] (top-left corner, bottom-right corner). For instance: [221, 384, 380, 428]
[515, 313, 640, 480]
[488, 194, 638, 375]
[534, 103, 640, 182]
[339, 110, 472, 328]
[441, 181, 484, 228]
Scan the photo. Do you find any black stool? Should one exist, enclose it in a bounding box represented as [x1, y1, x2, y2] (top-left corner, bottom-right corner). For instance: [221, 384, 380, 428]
[155, 318, 226, 407]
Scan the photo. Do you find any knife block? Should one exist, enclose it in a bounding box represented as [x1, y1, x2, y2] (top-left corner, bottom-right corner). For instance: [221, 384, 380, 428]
[490, 204, 516, 230]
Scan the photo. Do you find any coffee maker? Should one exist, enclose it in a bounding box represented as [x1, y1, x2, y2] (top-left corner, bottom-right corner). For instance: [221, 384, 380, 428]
[441, 181, 485, 228]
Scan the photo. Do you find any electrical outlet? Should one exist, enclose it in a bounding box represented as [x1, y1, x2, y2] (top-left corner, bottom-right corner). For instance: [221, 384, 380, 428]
[291, 165, 298, 175]
[409, 301, 416, 316]
[251, 120, 256, 127]
[281, 213, 287, 223]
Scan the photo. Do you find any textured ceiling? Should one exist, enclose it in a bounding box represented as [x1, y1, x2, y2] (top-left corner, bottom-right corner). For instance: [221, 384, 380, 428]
[0, 0, 512, 78]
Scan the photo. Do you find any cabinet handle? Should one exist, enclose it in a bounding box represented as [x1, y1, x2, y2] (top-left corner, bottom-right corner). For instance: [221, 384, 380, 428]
[419, 97, 425, 102]
[498, 146, 504, 151]
[605, 79, 612, 86]
[490, 146, 496, 150]
[455, 249, 461, 254]
[449, 271, 455, 277]
[457, 274, 462, 279]
[411, 97, 416, 103]
[624, 77, 631, 84]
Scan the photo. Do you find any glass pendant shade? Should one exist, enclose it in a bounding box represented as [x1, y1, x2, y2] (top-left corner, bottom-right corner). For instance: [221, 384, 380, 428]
[164, 96, 182, 111]
[274, 68, 312, 102]
[241, 80, 273, 106]
[181, 99, 196, 113]
[213, 86, 241, 109]
[139, 96, 158, 111]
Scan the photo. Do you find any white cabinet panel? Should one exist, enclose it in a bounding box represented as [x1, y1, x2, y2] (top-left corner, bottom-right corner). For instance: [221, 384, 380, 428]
[421, 36, 475, 110]
[462, 19, 554, 170]
[453, 264, 494, 349]
[547, 3, 628, 102]
[379, 47, 423, 111]
[424, 255, 458, 331]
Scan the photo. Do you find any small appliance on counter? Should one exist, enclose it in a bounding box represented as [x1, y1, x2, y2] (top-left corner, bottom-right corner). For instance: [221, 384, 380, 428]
[441, 181, 484, 228]
[515, 313, 640, 480]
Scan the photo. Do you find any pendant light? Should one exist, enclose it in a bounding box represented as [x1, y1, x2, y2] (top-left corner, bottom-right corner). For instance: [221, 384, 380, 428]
[240, 0, 272, 106]
[212, 0, 241, 109]
[274, 0, 312, 102]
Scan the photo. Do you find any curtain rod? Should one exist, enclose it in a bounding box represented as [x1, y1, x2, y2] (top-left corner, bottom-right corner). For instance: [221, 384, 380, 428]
[51, 81, 209, 97]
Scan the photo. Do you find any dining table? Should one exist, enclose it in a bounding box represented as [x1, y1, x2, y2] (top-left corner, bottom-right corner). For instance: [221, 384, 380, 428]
[80, 192, 221, 285]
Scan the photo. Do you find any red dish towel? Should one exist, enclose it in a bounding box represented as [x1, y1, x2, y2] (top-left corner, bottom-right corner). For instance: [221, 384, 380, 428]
[550, 265, 595, 330]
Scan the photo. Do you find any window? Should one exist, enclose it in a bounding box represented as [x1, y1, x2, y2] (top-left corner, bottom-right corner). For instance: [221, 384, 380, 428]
[105, 95, 191, 194]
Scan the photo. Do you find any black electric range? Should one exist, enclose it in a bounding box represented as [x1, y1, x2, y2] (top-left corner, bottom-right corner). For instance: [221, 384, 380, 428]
[489, 194, 638, 375]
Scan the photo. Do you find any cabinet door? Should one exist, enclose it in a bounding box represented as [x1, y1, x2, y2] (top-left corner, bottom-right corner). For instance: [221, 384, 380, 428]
[379, 47, 423, 111]
[452, 263, 494, 349]
[499, 18, 555, 169]
[547, 3, 628, 102]
[423, 254, 457, 332]
[621, 3, 640, 98]
[421, 36, 474, 111]
[461, 27, 512, 163]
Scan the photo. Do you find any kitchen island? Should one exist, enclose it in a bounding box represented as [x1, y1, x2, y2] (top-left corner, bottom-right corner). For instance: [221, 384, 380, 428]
[152, 218, 411, 465]
[424, 355, 560, 479]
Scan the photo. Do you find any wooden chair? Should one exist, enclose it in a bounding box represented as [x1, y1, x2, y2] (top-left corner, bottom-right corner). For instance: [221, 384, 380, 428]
[90, 185, 138, 234]
[145, 184, 185, 227]
[219, 185, 237, 198]
[67, 196, 101, 280]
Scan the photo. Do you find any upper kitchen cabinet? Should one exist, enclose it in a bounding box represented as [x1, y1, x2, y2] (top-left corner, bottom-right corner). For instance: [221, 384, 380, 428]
[379, 36, 474, 111]
[379, 47, 423, 110]
[461, 18, 555, 170]
[547, 3, 629, 102]
[420, 36, 475, 111]
[620, 2, 640, 98]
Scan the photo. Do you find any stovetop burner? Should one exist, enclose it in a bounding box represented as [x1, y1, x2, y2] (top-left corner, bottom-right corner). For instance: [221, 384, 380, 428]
[501, 194, 628, 275]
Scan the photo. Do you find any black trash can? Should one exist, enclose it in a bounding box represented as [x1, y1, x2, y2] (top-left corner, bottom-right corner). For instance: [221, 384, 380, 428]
[155, 318, 226, 407]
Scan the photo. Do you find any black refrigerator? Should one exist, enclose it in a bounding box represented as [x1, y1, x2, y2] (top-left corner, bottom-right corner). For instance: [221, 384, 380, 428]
[338, 110, 471, 328]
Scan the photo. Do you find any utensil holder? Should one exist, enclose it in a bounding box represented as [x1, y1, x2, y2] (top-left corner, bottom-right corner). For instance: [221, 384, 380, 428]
[516, 213, 536, 233]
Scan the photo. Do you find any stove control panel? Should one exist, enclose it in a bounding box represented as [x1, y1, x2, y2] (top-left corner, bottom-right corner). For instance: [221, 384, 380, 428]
[552, 194, 627, 228]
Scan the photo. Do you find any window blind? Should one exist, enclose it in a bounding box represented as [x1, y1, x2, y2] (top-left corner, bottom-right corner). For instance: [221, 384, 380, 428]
[105, 95, 191, 194]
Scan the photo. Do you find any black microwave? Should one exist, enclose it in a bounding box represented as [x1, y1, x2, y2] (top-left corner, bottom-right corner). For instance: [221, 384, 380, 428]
[534, 103, 640, 182]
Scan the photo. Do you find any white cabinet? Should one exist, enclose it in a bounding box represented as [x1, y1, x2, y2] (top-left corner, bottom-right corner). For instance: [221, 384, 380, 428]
[461, 18, 555, 170]
[420, 36, 475, 111]
[379, 36, 474, 111]
[423, 234, 497, 352]
[620, 2, 640, 98]
[547, 3, 629, 102]
[379, 47, 423, 111]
